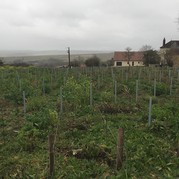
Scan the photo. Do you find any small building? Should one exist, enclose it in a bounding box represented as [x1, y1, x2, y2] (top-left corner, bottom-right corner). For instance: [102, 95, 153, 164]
[160, 38, 179, 67]
[113, 51, 144, 67]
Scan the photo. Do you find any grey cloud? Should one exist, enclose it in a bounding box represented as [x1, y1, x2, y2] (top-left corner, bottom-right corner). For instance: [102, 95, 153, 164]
[0, 0, 178, 50]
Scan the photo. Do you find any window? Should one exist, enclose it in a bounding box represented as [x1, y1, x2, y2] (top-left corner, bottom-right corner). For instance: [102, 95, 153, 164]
[116, 62, 122, 66]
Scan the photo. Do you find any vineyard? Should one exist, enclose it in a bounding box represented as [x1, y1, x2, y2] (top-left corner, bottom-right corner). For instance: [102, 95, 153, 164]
[0, 66, 179, 178]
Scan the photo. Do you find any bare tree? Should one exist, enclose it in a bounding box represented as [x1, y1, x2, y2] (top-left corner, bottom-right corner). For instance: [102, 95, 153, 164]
[164, 48, 178, 67]
[125, 47, 133, 66]
[140, 45, 152, 51]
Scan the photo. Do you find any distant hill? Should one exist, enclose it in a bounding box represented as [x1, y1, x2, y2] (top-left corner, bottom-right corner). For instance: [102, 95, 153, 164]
[1, 50, 114, 66]
[0, 50, 112, 57]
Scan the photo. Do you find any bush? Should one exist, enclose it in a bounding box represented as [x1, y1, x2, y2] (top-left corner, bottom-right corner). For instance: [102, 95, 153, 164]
[25, 108, 58, 130]
[71, 59, 84, 67]
[0, 58, 4, 66]
[63, 76, 90, 107]
[17, 123, 42, 151]
[27, 96, 49, 112]
[143, 50, 160, 66]
[85, 55, 100, 67]
[155, 82, 169, 96]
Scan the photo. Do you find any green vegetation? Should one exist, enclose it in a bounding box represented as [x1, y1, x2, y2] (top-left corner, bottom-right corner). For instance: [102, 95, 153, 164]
[0, 57, 4, 66]
[85, 55, 101, 67]
[143, 50, 160, 66]
[0, 65, 179, 178]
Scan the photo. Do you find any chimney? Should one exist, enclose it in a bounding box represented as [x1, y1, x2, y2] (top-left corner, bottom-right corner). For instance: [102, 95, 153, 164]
[163, 38, 166, 47]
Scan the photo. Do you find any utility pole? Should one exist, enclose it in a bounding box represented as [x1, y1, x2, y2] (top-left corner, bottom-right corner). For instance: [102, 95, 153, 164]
[67, 47, 71, 68]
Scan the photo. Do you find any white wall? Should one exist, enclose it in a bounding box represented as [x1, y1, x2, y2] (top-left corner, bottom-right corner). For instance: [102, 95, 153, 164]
[114, 61, 144, 67]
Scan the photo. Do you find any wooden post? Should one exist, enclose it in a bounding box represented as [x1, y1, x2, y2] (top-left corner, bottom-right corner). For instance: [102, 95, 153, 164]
[48, 134, 55, 178]
[116, 128, 124, 170]
[67, 47, 71, 68]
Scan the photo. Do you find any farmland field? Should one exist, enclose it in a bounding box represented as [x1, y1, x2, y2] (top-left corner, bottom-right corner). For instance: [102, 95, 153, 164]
[0, 65, 179, 178]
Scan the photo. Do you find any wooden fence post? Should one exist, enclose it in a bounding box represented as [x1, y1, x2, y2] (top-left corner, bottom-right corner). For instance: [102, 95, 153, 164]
[48, 134, 55, 178]
[116, 128, 124, 170]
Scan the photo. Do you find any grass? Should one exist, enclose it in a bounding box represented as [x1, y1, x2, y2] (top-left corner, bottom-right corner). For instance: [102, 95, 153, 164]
[0, 66, 179, 178]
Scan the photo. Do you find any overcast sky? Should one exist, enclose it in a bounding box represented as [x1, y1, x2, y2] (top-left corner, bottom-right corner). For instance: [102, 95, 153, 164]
[0, 0, 178, 51]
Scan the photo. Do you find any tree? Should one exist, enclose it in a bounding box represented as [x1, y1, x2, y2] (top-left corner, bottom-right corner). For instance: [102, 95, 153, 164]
[85, 55, 100, 67]
[71, 59, 80, 67]
[164, 49, 178, 67]
[140, 45, 152, 51]
[106, 58, 114, 66]
[71, 56, 84, 67]
[125, 47, 133, 66]
[143, 50, 160, 66]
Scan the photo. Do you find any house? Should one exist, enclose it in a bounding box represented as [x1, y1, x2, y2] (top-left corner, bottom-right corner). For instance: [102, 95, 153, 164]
[160, 38, 179, 49]
[113, 51, 144, 67]
[160, 38, 179, 67]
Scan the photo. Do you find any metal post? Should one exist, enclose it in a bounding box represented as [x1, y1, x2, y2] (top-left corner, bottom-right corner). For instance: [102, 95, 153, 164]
[148, 97, 152, 126]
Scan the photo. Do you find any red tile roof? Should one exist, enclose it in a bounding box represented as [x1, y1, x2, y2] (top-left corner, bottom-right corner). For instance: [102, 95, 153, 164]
[114, 51, 144, 62]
